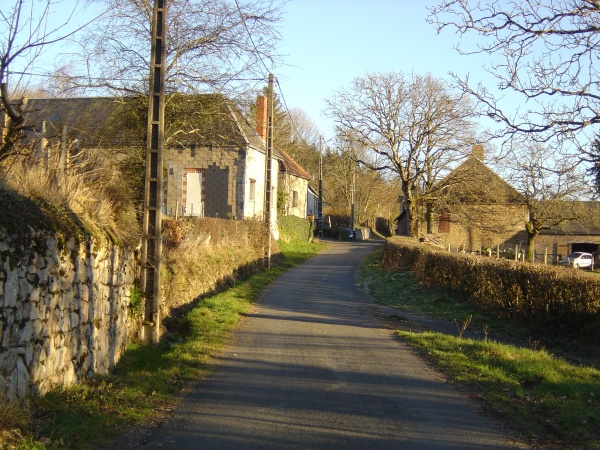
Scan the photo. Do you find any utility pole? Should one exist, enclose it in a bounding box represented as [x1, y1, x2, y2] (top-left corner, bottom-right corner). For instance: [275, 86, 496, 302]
[318, 136, 323, 237]
[264, 73, 274, 268]
[56, 125, 67, 184]
[350, 168, 355, 239]
[141, 0, 167, 344]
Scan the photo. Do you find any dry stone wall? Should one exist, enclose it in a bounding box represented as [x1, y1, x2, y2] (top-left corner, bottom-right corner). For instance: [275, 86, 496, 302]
[0, 227, 138, 400]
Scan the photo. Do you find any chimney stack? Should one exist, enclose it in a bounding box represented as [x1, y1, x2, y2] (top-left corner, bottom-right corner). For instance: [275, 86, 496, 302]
[256, 95, 267, 140]
[471, 144, 484, 161]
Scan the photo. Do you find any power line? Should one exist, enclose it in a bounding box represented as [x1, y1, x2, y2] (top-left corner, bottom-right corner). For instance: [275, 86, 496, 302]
[233, 0, 272, 76]
[231, 0, 300, 138]
[232, 0, 316, 146]
[274, 77, 305, 143]
[9, 70, 266, 83]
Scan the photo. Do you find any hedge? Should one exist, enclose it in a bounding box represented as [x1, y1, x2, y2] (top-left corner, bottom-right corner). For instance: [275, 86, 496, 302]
[277, 215, 314, 243]
[382, 237, 600, 341]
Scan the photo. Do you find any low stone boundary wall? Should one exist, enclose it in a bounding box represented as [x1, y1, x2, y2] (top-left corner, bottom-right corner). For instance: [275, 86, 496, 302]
[0, 228, 137, 400]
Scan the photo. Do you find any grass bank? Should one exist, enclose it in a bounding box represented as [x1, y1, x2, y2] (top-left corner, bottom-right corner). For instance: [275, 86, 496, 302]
[2, 240, 326, 450]
[358, 250, 600, 449]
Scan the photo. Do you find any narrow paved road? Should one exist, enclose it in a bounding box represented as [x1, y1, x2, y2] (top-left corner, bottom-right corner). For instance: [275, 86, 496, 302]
[134, 241, 527, 449]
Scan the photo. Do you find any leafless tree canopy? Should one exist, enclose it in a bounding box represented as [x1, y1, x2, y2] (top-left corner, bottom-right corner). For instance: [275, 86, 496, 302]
[0, 0, 101, 121]
[500, 140, 592, 259]
[428, 0, 600, 140]
[325, 71, 477, 236]
[321, 142, 398, 231]
[55, 0, 284, 96]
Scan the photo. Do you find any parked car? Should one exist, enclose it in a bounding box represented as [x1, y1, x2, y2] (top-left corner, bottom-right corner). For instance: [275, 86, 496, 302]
[337, 227, 354, 241]
[558, 252, 594, 269]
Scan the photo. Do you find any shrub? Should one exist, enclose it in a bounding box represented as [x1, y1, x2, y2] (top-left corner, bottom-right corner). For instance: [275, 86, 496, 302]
[277, 215, 314, 243]
[160, 217, 280, 316]
[382, 237, 600, 341]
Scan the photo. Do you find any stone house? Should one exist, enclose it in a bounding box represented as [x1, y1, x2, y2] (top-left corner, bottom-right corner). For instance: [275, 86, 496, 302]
[277, 148, 311, 218]
[425, 145, 600, 261]
[10, 94, 310, 227]
[429, 145, 527, 251]
[162, 94, 281, 222]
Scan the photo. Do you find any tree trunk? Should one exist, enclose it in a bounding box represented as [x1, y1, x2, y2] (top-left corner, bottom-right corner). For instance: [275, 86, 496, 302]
[526, 224, 538, 262]
[397, 182, 416, 237]
[406, 199, 417, 237]
[425, 202, 433, 234]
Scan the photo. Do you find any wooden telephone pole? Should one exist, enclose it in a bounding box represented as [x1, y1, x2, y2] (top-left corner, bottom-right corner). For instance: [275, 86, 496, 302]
[141, 0, 167, 344]
[264, 73, 274, 268]
[318, 136, 323, 237]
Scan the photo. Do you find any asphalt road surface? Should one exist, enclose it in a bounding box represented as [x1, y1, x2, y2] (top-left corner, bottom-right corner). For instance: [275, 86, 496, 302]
[132, 241, 528, 449]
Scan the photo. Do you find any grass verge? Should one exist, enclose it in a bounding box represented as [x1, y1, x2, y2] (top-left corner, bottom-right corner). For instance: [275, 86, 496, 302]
[359, 249, 600, 449]
[401, 332, 600, 448]
[4, 240, 327, 450]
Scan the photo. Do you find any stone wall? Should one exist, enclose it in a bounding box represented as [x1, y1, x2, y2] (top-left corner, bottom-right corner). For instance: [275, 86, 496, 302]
[0, 227, 138, 400]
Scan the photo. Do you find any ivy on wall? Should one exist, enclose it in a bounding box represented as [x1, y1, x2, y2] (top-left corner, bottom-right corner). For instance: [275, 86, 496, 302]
[278, 215, 314, 243]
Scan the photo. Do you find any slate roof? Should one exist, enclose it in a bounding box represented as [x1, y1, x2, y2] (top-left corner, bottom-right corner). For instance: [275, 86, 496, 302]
[277, 147, 311, 180]
[438, 154, 524, 204]
[20, 95, 281, 160]
[22, 97, 136, 147]
[440, 154, 600, 235]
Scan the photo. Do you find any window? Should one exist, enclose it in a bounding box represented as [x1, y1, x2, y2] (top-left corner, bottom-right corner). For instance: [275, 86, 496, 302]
[292, 190, 298, 207]
[249, 179, 256, 202]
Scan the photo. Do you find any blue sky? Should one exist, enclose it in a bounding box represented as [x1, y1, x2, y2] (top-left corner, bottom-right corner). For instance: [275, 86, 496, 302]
[273, 0, 494, 139]
[9, 0, 495, 139]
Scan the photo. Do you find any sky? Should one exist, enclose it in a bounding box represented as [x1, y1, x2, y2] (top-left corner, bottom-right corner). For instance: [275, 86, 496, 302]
[7, 0, 495, 141]
[273, 0, 494, 140]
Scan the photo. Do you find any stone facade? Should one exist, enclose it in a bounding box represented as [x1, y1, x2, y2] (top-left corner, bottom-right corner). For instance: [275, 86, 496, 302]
[0, 228, 137, 400]
[431, 204, 527, 251]
[164, 144, 279, 222]
[165, 145, 243, 218]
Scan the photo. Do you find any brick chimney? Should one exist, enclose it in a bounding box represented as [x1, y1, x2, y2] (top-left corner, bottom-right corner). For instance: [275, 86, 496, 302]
[256, 95, 267, 140]
[471, 144, 484, 160]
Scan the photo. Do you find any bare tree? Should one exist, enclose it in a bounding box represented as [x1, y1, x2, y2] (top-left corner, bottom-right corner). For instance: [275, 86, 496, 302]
[0, 1, 102, 121]
[275, 107, 321, 177]
[502, 141, 592, 261]
[325, 71, 477, 236]
[0, 0, 104, 159]
[428, 0, 600, 141]
[320, 143, 396, 230]
[56, 0, 284, 96]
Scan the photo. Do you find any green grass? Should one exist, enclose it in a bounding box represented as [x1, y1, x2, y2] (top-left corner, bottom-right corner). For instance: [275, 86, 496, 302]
[359, 249, 600, 449]
[278, 239, 326, 266]
[401, 332, 600, 448]
[5, 240, 327, 450]
[357, 250, 518, 338]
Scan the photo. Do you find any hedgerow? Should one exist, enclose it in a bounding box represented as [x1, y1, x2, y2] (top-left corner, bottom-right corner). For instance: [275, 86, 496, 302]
[277, 215, 314, 243]
[382, 237, 600, 341]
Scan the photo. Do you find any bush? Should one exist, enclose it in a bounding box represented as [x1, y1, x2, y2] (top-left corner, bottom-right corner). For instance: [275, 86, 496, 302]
[382, 237, 600, 341]
[277, 215, 314, 243]
[160, 217, 281, 316]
